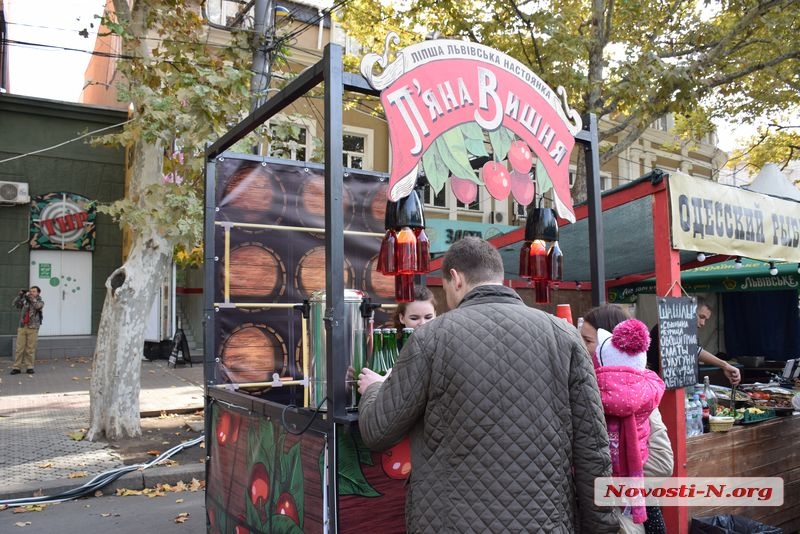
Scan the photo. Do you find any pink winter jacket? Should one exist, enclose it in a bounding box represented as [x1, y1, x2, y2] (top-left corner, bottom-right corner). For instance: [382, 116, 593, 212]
[595, 366, 665, 524]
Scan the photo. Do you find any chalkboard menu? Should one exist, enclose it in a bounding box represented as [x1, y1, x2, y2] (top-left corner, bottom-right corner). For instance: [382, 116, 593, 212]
[656, 296, 699, 389]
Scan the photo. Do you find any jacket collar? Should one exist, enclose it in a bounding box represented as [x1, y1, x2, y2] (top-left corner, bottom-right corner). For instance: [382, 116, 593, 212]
[458, 284, 524, 308]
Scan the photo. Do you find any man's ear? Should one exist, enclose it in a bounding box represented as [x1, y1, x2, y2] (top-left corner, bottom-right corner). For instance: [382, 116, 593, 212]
[449, 268, 463, 290]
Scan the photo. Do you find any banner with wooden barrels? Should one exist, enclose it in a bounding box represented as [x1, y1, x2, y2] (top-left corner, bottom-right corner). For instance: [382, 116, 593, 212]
[213, 157, 396, 389]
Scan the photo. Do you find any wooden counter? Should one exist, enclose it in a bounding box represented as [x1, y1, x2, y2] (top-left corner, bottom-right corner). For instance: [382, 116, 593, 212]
[686, 414, 800, 531]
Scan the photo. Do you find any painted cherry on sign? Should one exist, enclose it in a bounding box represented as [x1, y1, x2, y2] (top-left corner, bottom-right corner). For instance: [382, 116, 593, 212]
[508, 140, 534, 174]
[481, 161, 511, 200]
[216, 410, 241, 446]
[510, 170, 535, 206]
[381, 436, 412, 480]
[248, 462, 270, 521]
[234, 515, 251, 534]
[450, 176, 478, 204]
[276, 492, 300, 525]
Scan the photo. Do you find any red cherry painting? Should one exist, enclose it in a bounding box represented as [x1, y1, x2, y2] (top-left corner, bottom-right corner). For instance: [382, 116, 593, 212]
[276, 492, 300, 525]
[216, 411, 241, 446]
[510, 170, 535, 206]
[249, 462, 271, 516]
[481, 161, 511, 200]
[450, 176, 478, 204]
[234, 515, 251, 534]
[381, 437, 412, 480]
[507, 140, 533, 174]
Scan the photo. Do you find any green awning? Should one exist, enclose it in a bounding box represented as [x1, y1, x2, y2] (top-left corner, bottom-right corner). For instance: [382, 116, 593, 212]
[608, 259, 800, 303]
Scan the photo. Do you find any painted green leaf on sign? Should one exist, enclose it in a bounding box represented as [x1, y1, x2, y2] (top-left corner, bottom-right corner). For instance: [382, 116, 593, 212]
[460, 123, 489, 158]
[319, 431, 380, 497]
[280, 442, 305, 526]
[439, 128, 479, 182]
[536, 159, 553, 197]
[488, 127, 514, 162]
[422, 141, 449, 193]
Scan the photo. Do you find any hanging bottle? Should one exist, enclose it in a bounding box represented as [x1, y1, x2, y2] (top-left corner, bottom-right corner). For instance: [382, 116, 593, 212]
[379, 229, 397, 275]
[395, 226, 418, 274]
[519, 241, 532, 278]
[395, 273, 414, 302]
[547, 240, 563, 281]
[529, 239, 548, 280]
[414, 227, 430, 273]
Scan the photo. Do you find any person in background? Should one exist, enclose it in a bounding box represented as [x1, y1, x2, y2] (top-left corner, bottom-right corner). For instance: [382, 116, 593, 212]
[358, 237, 618, 533]
[595, 319, 665, 531]
[393, 285, 437, 349]
[646, 296, 741, 386]
[581, 304, 672, 534]
[11, 286, 44, 375]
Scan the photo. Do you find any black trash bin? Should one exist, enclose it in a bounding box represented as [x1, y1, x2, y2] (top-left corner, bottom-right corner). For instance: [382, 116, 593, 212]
[690, 515, 782, 534]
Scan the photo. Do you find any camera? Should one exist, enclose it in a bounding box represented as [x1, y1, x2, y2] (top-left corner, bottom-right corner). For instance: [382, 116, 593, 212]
[19, 289, 26, 296]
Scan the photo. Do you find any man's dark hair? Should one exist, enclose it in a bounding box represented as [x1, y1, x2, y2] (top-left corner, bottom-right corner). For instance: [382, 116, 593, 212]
[696, 295, 711, 312]
[30, 286, 41, 293]
[441, 237, 504, 285]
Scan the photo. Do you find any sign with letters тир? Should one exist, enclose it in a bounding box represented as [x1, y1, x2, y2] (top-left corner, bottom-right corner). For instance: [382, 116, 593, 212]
[657, 296, 699, 390]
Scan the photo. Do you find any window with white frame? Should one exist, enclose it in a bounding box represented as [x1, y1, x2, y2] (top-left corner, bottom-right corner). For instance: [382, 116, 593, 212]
[267, 115, 315, 162]
[423, 183, 447, 208]
[651, 115, 670, 132]
[342, 126, 373, 170]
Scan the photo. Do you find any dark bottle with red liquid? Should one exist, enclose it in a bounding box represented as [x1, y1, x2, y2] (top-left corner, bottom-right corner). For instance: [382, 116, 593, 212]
[547, 240, 563, 281]
[529, 239, 548, 280]
[414, 227, 430, 273]
[379, 229, 397, 275]
[395, 273, 415, 302]
[519, 241, 532, 278]
[395, 226, 418, 274]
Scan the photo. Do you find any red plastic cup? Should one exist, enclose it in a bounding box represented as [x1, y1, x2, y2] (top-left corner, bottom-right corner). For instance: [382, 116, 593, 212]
[555, 304, 573, 325]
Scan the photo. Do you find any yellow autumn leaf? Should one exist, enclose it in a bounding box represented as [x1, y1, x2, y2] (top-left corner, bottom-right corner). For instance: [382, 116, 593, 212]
[67, 471, 88, 479]
[68, 430, 86, 441]
[37, 462, 54, 469]
[116, 488, 143, 496]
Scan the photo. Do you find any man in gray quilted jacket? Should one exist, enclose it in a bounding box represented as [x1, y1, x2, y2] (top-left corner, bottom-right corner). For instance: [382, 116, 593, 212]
[358, 237, 618, 533]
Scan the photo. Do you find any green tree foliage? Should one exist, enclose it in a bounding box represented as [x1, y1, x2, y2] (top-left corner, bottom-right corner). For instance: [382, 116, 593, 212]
[96, 0, 253, 258]
[336, 0, 800, 180]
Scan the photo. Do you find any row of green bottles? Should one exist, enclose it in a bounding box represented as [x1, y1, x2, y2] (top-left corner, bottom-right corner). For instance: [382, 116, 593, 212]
[369, 328, 401, 375]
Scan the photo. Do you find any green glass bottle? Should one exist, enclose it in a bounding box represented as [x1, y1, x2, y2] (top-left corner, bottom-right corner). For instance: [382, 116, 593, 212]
[370, 329, 389, 376]
[384, 328, 399, 368]
[401, 327, 413, 349]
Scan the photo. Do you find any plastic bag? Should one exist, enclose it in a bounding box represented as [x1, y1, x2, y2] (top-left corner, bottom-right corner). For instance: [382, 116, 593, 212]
[690, 515, 782, 534]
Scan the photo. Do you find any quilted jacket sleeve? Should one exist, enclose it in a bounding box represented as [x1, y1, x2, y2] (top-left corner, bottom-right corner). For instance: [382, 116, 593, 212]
[643, 409, 674, 478]
[358, 331, 431, 451]
[568, 334, 620, 533]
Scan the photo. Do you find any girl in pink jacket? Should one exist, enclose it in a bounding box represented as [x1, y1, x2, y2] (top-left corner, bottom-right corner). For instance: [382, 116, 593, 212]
[594, 318, 666, 526]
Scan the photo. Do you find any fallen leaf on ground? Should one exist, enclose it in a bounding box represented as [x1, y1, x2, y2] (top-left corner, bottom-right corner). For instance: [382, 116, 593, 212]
[14, 521, 31, 527]
[174, 512, 190, 523]
[0, 505, 6, 511]
[94, 491, 103, 497]
[67, 471, 88, 479]
[116, 488, 143, 497]
[13, 504, 47, 513]
[37, 462, 54, 469]
[71, 376, 81, 381]
[67, 430, 86, 441]
[157, 459, 178, 467]
[175, 498, 184, 503]
[146, 450, 161, 456]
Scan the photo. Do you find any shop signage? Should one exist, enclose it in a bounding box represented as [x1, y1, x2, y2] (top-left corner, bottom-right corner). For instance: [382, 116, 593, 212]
[425, 219, 517, 253]
[607, 259, 800, 304]
[656, 296, 699, 390]
[360, 33, 581, 222]
[669, 172, 800, 263]
[38, 263, 51, 279]
[30, 192, 96, 251]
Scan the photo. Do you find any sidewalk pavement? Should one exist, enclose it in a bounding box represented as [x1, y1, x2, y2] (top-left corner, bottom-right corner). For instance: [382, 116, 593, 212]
[0, 356, 206, 502]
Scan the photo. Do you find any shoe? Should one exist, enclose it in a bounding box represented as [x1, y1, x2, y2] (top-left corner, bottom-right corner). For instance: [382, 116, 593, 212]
[26, 369, 35, 374]
[10, 369, 21, 375]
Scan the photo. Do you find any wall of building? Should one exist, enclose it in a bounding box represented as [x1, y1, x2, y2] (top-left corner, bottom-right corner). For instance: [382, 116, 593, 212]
[0, 94, 126, 355]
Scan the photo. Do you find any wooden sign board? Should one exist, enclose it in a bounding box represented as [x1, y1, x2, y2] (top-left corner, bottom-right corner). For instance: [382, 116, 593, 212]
[657, 296, 699, 389]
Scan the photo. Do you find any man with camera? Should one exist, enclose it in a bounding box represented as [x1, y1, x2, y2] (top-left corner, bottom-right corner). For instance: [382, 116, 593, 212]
[11, 286, 44, 375]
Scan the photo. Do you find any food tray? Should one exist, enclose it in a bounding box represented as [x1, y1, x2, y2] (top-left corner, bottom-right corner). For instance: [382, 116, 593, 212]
[737, 408, 776, 424]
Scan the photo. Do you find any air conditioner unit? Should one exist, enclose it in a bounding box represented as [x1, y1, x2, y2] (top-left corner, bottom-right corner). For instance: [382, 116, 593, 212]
[0, 181, 31, 204]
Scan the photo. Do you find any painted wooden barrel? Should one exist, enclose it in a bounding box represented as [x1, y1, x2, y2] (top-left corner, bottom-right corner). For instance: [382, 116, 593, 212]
[226, 243, 286, 301]
[296, 174, 355, 233]
[220, 163, 286, 226]
[220, 324, 287, 383]
[363, 252, 395, 299]
[295, 245, 354, 298]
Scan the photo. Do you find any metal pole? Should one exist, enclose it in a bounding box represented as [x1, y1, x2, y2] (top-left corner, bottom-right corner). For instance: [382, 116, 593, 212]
[583, 113, 606, 306]
[250, 0, 275, 111]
